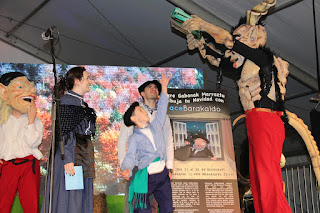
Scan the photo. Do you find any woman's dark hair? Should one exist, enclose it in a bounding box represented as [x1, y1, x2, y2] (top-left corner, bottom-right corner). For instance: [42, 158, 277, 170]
[59, 66, 86, 96]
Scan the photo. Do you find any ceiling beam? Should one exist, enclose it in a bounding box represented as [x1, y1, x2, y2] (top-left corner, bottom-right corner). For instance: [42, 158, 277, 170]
[6, 0, 50, 37]
[268, 0, 304, 16]
[0, 29, 69, 64]
[151, 49, 189, 67]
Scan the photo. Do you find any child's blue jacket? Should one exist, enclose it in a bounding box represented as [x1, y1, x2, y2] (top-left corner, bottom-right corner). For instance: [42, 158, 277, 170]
[121, 93, 169, 176]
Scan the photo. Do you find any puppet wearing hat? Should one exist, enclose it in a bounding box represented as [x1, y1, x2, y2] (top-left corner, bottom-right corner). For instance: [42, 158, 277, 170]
[0, 72, 43, 213]
[174, 134, 217, 161]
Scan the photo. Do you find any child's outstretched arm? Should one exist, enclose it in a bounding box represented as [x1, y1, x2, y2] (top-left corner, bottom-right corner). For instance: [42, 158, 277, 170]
[120, 137, 138, 181]
[152, 73, 171, 128]
[158, 72, 171, 94]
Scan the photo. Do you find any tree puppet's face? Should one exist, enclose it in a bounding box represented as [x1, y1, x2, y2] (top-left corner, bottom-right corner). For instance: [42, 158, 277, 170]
[225, 50, 245, 69]
[194, 138, 207, 149]
[2, 76, 36, 114]
[233, 24, 267, 49]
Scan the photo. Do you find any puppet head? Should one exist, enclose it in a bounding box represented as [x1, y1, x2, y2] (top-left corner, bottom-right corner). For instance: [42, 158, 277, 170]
[0, 72, 36, 124]
[190, 134, 210, 151]
[193, 137, 208, 149]
[247, 0, 276, 26]
[233, 24, 267, 49]
[232, 0, 276, 49]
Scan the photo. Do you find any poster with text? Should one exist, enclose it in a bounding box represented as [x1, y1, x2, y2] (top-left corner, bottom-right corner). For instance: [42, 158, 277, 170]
[168, 89, 240, 213]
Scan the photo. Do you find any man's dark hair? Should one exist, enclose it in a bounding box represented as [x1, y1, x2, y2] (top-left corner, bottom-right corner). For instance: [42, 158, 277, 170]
[138, 80, 161, 96]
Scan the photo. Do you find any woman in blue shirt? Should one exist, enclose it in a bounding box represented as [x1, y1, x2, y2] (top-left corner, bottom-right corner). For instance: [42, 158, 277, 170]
[42, 66, 96, 213]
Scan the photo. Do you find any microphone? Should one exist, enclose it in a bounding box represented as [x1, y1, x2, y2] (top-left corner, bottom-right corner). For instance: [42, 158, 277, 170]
[41, 27, 54, 40]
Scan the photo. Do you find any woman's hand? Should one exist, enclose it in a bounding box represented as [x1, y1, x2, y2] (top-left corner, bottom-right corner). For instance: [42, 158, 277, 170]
[64, 162, 75, 176]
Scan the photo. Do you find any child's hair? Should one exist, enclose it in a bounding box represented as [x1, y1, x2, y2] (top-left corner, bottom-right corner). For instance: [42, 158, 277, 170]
[59, 66, 86, 96]
[123, 102, 139, 127]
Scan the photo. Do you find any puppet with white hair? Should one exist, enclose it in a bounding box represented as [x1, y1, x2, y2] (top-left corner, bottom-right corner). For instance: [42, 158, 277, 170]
[0, 72, 43, 212]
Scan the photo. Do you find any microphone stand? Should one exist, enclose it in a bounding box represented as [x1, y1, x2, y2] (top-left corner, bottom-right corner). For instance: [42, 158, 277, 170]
[42, 26, 64, 213]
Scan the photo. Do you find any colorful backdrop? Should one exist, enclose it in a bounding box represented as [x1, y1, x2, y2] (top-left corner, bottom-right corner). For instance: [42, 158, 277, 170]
[0, 62, 204, 195]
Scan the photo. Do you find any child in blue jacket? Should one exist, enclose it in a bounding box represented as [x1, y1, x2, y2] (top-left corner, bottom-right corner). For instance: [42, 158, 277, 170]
[121, 73, 174, 213]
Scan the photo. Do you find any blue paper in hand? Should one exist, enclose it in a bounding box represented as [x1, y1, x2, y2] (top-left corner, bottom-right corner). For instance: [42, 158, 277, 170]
[65, 166, 84, 190]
